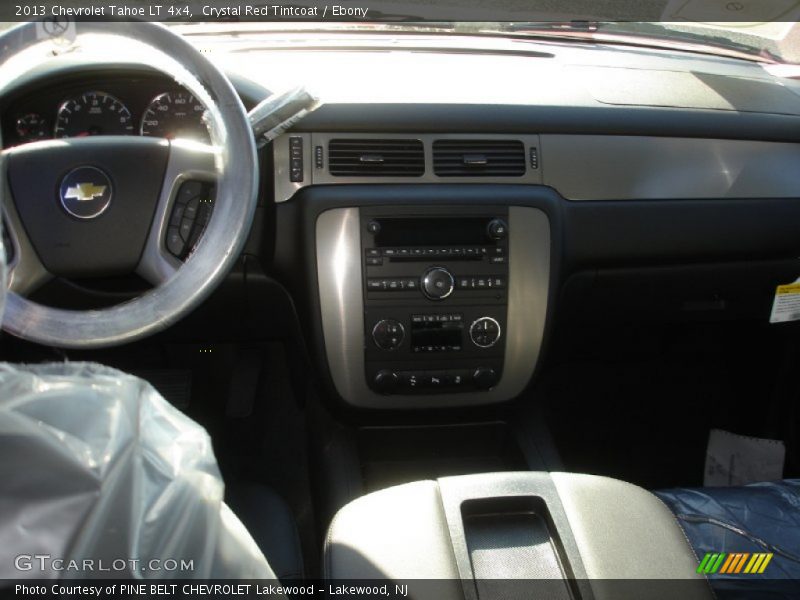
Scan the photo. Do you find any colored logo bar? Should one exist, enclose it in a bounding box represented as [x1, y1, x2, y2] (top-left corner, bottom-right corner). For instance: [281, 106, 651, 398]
[697, 552, 773, 574]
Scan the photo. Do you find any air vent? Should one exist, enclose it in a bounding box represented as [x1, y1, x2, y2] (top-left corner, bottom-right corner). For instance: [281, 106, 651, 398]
[433, 139, 526, 177]
[328, 139, 425, 177]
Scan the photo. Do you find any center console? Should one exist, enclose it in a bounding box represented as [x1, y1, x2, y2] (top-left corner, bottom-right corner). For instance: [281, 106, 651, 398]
[324, 472, 713, 600]
[316, 205, 550, 409]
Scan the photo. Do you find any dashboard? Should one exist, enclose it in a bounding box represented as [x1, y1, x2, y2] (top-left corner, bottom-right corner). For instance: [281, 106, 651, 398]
[5, 33, 800, 410]
[1, 73, 210, 147]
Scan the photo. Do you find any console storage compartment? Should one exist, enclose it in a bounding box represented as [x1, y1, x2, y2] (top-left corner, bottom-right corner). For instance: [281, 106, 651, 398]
[325, 472, 713, 600]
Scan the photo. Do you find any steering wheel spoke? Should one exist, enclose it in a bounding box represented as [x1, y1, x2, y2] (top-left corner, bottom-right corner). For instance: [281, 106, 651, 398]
[136, 140, 217, 287]
[0, 153, 51, 297]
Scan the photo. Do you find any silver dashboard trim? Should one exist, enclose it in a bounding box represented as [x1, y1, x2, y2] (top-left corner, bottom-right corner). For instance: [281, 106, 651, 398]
[277, 133, 542, 203]
[316, 205, 549, 409]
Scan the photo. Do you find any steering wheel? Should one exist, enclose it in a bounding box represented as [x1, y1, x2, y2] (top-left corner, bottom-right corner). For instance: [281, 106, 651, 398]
[0, 21, 258, 348]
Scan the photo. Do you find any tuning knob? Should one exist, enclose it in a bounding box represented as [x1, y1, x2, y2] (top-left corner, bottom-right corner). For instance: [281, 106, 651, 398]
[373, 370, 399, 394]
[422, 267, 455, 300]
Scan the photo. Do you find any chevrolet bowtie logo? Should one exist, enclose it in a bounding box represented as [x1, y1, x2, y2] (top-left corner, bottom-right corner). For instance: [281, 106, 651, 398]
[63, 182, 107, 202]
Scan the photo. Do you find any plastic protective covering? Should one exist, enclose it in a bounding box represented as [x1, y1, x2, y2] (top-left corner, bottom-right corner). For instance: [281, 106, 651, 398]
[0, 362, 278, 580]
[656, 480, 800, 598]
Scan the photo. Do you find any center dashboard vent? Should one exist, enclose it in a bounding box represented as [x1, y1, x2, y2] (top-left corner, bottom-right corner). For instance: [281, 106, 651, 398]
[433, 139, 526, 177]
[328, 139, 425, 177]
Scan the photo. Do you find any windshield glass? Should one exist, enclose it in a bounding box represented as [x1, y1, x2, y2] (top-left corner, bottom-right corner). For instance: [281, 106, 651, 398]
[171, 19, 800, 64]
[3, 18, 799, 64]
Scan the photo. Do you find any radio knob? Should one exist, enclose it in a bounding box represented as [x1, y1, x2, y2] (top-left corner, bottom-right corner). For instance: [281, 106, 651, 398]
[470, 317, 502, 348]
[372, 319, 405, 350]
[487, 218, 508, 240]
[373, 370, 399, 394]
[422, 267, 455, 300]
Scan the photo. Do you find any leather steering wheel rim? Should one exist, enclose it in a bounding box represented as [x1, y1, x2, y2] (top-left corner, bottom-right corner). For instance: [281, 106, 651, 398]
[0, 21, 259, 348]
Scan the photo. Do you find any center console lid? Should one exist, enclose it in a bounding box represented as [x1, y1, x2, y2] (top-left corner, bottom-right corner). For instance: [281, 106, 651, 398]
[324, 472, 712, 600]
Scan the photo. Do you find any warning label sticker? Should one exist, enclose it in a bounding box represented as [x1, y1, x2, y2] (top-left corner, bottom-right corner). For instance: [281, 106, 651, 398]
[770, 282, 800, 323]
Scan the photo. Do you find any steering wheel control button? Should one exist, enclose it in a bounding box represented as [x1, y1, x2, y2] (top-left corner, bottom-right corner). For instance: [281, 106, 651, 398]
[422, 267, 455, 300]
[473, 367, 499, 390]
[59, 166, 112, 220]
[487, 218, 508, 240]
[470, 316, 502, 348]
[372, 319, 405, 351]
[167, 180, 215, 259]
[166, 229, 185, 257]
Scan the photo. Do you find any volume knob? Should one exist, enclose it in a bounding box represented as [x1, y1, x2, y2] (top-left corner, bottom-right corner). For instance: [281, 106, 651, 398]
[422, 267, 455, 300]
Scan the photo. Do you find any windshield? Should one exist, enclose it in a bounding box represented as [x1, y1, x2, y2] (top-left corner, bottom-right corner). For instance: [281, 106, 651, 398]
[170, 19, 800, 65]
[3, 18, 799, 65]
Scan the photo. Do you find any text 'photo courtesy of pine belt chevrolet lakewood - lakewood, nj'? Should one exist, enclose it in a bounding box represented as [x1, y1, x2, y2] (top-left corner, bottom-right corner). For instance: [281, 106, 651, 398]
[1, 1, 800, 600]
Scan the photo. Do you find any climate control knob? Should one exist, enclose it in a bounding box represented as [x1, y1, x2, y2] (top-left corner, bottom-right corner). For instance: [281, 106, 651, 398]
[422, 267, 455, 300]
[469, 317, 502, 348]
[372, 319, 405, 350]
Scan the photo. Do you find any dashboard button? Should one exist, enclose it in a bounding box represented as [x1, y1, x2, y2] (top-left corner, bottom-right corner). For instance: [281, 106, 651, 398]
[366, 220, 381, 235]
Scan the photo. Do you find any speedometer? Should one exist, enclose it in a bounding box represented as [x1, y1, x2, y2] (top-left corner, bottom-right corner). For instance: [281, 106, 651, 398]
[140, 91, 209, 141]
[54, 91, 134, 138]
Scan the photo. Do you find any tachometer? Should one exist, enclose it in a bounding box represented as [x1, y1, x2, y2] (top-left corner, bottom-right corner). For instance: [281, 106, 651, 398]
[140, 91, 209, 141]
[54, 92, 134, 138]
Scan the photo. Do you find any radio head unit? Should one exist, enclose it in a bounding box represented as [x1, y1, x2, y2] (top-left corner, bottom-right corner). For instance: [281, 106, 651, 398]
[361, 209, 509, 395]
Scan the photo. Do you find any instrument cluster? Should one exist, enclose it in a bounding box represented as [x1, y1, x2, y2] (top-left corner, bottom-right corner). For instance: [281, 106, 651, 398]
[3, 75, 211, 147]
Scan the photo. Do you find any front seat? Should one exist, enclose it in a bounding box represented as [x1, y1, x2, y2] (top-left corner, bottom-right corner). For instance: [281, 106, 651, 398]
[656, 480, 800, 597]
[0, 253, 301, 580]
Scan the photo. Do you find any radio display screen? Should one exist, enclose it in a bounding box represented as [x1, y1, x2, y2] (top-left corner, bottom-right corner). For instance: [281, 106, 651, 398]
[410, 320, 464, 350]
[373, 217, 489, 247]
